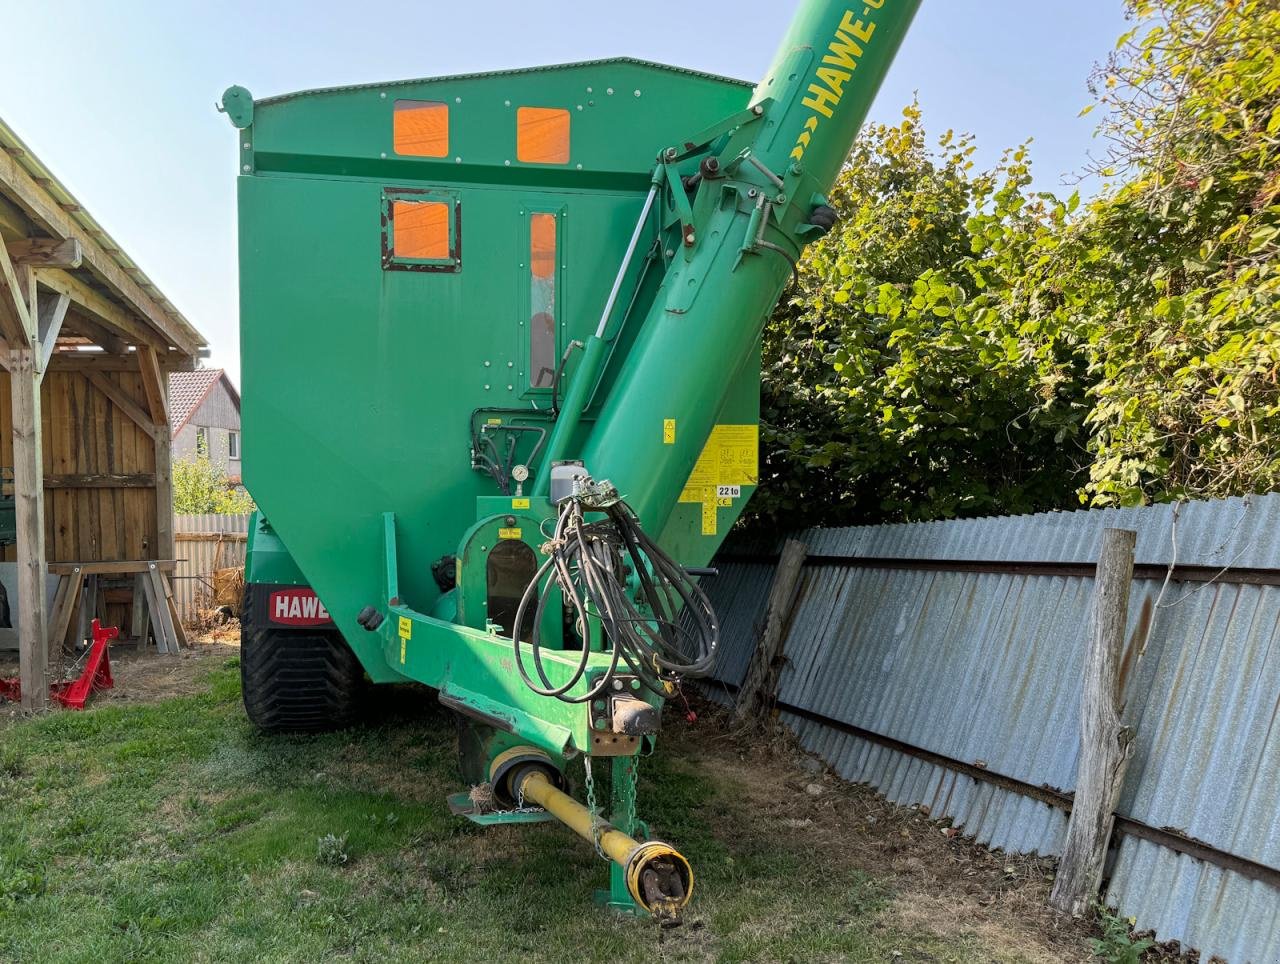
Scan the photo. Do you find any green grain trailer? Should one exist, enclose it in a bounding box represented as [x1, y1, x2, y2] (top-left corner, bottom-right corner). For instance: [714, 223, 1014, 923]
[224, 0, 918, 919]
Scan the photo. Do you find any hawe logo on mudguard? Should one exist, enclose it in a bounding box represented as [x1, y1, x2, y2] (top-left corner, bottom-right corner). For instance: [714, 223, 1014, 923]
[268, 588, 333, 627]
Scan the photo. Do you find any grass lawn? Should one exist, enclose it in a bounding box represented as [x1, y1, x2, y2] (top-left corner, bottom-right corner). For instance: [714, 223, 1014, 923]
[0, 643, 1099, 963]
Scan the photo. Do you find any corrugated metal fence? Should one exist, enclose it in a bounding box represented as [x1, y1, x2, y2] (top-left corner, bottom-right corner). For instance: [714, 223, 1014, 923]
[173, 513, 249, 622]
[706, 494, 1280, 963]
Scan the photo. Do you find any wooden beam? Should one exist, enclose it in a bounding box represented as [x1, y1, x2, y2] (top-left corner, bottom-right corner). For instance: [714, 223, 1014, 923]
[137, 346, 176, 563]
[137, 345, 168, 426]
[59, 307, 129, 356]
[45, 351, 193, 373]
[1049, 528, 1139, 917]
[0, 150, 201, 355]
[0, 193, 31, 241]
[84, 371, 160, 438]
[9, 347, 48, 710]
[48, 559, 177, 575]
[155, 427, 175, 563]
[35, 291, 68, 376]
[44, 472, 157, 489]
[0, 231, 32, 346]
[36, 268, 165, 350]
[6, 237, 81, 268]
[44, 572, 81, 663]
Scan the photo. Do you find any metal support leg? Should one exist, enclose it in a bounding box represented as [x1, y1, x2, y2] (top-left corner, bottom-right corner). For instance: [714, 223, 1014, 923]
[597, 755, 644, 915]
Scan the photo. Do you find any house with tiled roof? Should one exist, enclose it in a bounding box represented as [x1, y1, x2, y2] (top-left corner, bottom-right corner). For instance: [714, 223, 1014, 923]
[169, 369, 242, 481]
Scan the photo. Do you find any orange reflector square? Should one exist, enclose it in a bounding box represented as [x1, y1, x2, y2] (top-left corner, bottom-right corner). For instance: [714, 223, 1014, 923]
[393, 200, 450, 260]
[530, 212, 556, 279]
[516, 107, 570, 165]
[393, 100, 449, 158]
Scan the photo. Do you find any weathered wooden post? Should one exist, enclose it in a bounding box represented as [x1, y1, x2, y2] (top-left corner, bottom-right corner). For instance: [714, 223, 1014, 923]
[734, 538, 808, 726]
[9, 345, 48, 711]
[1049, 527, 1138, 916]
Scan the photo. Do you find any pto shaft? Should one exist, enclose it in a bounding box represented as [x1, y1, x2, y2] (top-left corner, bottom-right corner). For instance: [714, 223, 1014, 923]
[517, 769, 694, 919]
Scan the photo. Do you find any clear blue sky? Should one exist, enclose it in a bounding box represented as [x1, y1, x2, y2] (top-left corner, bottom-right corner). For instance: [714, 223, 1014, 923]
[0, 1, 1130, 387]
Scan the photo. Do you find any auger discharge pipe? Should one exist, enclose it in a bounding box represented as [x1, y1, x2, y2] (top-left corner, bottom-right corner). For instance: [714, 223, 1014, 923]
[577, 0, 920, 531]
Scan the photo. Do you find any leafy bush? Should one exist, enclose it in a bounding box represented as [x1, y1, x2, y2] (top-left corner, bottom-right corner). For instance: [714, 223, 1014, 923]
[754, 0, 1280, 529]
[757, 101, 1087, 529]
[173, 456, 255, 515]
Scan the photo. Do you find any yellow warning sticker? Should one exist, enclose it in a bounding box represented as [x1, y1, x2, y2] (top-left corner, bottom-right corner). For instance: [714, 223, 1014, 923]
[498, 527, 522, 540]
[663, 419, 676, 444]
[701, 500, 717, 535]
[679, 424, 758, 502]
[400, 637, 406, 664]
[398, 616, 412, 640]
[676, 425, 758, 534]
[487, 417, 503, 425]
[511, 498, 530, 510]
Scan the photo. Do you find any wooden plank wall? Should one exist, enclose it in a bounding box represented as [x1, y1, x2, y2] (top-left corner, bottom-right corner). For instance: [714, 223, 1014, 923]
[0, 367, 158, 563]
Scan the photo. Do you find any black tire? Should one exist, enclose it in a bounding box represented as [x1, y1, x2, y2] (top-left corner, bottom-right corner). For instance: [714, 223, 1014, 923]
[240, 621, 362, 732]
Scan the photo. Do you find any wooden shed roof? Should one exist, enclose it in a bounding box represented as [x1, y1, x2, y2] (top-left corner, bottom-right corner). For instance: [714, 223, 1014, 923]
[0, 114, 206, 362]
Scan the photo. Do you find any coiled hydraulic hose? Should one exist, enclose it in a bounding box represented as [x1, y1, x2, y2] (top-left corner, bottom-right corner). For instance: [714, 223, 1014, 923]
[511, 492, 717, 703]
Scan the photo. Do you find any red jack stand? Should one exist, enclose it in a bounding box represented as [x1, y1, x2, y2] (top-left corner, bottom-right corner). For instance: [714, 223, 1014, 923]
[0, 619, 118, 710]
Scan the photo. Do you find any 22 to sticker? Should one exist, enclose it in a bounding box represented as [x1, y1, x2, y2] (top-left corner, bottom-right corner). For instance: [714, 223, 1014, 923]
[717, 485, 741, 498]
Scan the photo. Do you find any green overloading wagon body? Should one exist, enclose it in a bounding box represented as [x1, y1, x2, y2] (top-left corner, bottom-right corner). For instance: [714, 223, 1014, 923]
[227, 0, 918, 916]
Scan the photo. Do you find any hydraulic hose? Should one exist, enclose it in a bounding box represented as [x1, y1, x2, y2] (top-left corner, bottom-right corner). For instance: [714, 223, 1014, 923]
[511, 490, 718, 703]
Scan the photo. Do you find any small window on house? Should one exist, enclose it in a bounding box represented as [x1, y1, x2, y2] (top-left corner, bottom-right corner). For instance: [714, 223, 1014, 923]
[529, 212, 557, 388]
[382, 189, 460, 272]
[195, 427, 208, 457]
[228, 431, 240, 460]
[393, 100, 449, 158]
[516, 107, 570, 165]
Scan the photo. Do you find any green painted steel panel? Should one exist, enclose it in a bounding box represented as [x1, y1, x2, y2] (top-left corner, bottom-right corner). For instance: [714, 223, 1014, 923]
[236, 60, 756, 687]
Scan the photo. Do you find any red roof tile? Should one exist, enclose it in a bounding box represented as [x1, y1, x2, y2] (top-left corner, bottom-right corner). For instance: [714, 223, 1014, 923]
[167, 368, 239, 436]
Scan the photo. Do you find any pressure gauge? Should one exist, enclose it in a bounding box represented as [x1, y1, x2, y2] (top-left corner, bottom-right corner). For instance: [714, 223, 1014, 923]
[511, 464, 529, 483]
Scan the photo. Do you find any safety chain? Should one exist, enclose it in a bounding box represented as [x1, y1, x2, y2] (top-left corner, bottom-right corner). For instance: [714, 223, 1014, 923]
[624, 755, 639, 836]
[584, 756, 608, 861]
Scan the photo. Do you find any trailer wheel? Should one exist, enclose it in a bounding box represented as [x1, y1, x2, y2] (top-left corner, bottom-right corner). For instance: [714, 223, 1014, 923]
[240, 622, 362, 732]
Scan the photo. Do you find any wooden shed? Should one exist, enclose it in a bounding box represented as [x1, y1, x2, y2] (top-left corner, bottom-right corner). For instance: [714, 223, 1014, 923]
[0, 115, 206, 709]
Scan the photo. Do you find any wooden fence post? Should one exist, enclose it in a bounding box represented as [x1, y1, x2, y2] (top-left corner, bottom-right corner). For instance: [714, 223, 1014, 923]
[1050, 527, 1138, 917]
[734, 538, 808, 726]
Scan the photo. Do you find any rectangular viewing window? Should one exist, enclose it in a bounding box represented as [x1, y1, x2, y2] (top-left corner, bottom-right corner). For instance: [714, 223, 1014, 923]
[516, 107, 570, 165]
[529, 212, 557, 388]
[393, 100, 449, 157]
[382, 189, 460, 272]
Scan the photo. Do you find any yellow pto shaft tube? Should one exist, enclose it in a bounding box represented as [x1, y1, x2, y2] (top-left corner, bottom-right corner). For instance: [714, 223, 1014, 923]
[517, 769, 693, 919]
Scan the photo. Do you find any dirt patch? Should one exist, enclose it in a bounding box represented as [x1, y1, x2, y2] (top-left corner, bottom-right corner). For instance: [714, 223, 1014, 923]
[0, 632, 239, 724]
[666, 711, 1101, 962]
